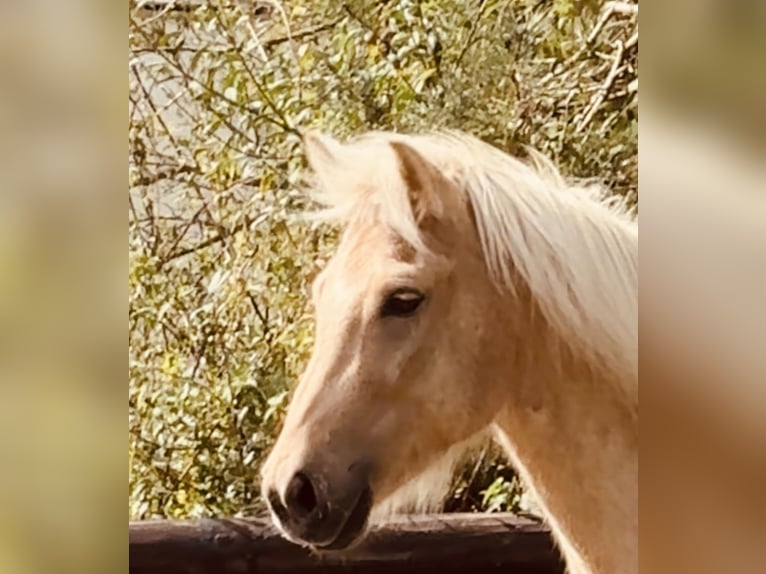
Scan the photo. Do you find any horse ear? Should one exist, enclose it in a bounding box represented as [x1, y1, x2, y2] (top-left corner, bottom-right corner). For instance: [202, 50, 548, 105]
[389, 141, 442, 222]
[302, 130, 344, 185]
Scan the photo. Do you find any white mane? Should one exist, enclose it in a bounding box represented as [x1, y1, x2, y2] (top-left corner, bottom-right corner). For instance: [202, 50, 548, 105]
[307, 130, 638, 407]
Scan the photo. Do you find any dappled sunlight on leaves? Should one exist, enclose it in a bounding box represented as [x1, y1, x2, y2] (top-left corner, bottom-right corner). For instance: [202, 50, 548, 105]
[129, 0, 637, 520]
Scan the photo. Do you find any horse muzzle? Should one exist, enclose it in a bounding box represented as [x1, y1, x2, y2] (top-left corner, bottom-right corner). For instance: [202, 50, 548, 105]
[264, 464, 374, 551]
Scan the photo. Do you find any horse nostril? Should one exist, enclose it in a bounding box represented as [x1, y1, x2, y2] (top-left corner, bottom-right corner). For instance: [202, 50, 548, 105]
[285, 472, 318, 518]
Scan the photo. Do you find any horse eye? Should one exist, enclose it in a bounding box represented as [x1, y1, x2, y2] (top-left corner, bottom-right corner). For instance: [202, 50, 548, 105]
[380, 289, 425, 318]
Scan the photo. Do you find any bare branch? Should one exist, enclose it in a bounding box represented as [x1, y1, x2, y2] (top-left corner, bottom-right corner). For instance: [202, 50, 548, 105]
[577, 40, 626, 133]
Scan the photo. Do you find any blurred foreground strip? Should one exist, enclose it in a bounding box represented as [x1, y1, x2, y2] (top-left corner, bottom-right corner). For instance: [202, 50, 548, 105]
[640, 104, 766, 574]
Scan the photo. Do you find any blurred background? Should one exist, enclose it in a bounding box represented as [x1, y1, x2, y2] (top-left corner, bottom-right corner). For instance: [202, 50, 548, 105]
[127, 0, 638, 521]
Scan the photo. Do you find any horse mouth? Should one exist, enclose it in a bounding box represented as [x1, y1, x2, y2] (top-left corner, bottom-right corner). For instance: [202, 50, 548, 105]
[314, 486, 373, 552]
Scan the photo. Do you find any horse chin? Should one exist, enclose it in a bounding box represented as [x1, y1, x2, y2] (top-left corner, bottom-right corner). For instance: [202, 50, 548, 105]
[313, 486, 373, 553]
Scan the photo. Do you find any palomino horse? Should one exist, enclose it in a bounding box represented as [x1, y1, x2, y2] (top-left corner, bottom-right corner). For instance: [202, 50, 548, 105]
[260, 130, 638, 574]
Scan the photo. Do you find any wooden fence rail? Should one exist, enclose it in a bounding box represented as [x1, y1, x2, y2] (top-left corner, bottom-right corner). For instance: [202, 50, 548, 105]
[130, 512, 565, 574]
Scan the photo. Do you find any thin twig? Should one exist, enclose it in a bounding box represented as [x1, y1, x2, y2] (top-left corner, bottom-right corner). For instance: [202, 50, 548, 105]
[624, 31, 638, 50]
[160, 225, 238, 265]
[260, 0, 302, 98]
[577, 40, 625, 133]
[247, 292, 270, 337]
[132, 19, 342, 56]
[587, 1, 638, 45]
[162, 205, 208, 262]
[454, 1, 492, 68]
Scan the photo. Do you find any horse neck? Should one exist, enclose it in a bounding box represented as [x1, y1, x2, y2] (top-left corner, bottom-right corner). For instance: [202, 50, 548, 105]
[490, 309, 638, 574]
